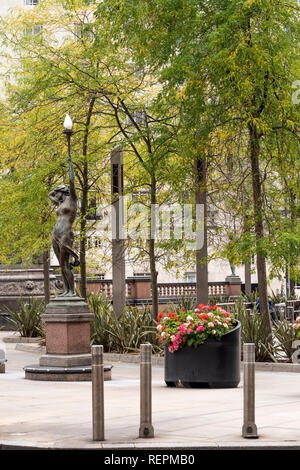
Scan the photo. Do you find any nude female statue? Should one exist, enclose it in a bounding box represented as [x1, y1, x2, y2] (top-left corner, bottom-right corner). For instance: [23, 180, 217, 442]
[48, 150, 80, 297]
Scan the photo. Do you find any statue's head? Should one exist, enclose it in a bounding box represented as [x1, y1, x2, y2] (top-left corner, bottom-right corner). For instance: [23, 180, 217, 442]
[51, 184, 70, 204]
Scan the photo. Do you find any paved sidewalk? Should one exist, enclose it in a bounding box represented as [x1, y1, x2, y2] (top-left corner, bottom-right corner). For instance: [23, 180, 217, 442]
[0, 332, 300, 449]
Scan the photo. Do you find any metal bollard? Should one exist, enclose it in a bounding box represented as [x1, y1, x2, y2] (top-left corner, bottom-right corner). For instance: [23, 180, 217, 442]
[92, 345, 105, 441]
[242, 343, 258, 438]
[139, 344, 154, 438]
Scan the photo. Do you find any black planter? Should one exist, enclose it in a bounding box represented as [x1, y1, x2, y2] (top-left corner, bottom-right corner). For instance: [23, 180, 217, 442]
[164, 321, 241, 388]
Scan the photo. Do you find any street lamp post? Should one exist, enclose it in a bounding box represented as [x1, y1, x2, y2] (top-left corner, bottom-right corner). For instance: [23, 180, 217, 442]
[24, 113, 96, 382]
[63, 114, 73, 159]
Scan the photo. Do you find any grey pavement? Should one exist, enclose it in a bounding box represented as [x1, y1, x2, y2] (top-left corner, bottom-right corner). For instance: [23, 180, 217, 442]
[0, 332, 300, 450]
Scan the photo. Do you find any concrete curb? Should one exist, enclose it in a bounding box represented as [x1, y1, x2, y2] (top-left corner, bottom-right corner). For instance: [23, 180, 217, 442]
[103, 352, 165, 367]
[3, 336, 43, 344]
[254, 362, 300, 373]
[6, 343, 300, 373]
[15, 344, 46, 353]
[1, 439, 300, 450]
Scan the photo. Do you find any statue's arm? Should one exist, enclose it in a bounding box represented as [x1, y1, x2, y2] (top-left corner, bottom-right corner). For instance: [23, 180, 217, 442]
[48, 190, 58, 204]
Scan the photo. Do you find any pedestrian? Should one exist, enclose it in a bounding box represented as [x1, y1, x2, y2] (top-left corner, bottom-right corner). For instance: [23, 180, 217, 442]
[256, 297, 276, 324]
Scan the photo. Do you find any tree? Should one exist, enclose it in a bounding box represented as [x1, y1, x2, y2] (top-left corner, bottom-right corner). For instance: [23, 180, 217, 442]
[0, 0, 118, 298]
[100, 84, 181, 318]
[97, 0, 300, 337]
[0, 0, 182, 316]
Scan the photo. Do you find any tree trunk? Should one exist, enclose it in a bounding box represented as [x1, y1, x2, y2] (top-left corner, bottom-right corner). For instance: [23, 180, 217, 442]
[79, 179, 88, 300]
[289, 191, 296, 298]
[149, 176, 158, 319]
[244, 261, 251, 297]
[43, 250, 50, 304]
[194, 156, 208, 305]
[248, 123, 272, 337]
[79, 97, 96, 300]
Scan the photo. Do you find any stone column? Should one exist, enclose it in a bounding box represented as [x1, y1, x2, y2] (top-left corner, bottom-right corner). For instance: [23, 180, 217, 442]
[225, 274, 242, 297]
[111, 147, 126, 317]
[126, 276, 152, 306]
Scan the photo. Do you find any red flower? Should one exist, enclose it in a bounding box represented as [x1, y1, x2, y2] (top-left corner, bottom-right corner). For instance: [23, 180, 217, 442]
[158, 312, 164, 320]
[198, 314, 210, 320]
[167, 312, 179, 319]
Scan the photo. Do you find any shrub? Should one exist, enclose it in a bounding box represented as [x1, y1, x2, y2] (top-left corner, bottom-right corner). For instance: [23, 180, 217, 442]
[6, 297, 45, 338]
[274, 319, 298, 362]
[234, 304, 276, 362]
[172, 296, 197, 312]
[89, 292, 161, 354]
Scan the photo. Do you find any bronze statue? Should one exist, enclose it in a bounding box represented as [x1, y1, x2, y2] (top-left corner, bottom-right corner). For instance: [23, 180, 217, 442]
[48, 117, 79, 297]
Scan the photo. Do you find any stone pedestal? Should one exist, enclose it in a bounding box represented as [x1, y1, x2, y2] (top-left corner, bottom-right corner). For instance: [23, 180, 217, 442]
[225, 275, 242, 297]
[24, 296, 112, 381]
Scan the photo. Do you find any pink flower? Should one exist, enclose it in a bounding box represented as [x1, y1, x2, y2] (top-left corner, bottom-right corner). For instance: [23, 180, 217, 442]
[208, 322, 214, 327]
[196, 325, 205, 332]
[187, 328, 193, 334]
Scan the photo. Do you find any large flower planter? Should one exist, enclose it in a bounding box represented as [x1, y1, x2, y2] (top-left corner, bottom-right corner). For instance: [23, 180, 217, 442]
[164, 321, 241, 388]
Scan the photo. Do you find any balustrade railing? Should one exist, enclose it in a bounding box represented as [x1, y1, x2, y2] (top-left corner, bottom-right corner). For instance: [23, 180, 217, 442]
[81, 278, 229, 301]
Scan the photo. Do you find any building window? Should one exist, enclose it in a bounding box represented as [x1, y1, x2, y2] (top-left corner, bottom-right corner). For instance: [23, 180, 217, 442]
[185, 272, 196, 283]
[94, 238, 101, 248]
[24, 0, 39, 5]
[86, 197, 101, 221]
[73, 23, 94, 41]
[24, 24, 42, 36]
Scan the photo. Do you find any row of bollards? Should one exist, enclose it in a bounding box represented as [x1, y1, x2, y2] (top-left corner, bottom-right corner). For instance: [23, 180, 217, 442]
[91, 343, 258, 441]
[91, 343, 155, 441]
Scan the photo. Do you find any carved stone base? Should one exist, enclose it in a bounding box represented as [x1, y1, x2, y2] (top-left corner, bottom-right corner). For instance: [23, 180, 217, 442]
[39, 353, 91, 367]
[24, 364, 113, 382]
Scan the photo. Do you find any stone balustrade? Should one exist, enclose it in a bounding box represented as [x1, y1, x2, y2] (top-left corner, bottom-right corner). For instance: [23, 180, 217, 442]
[76, 277, 239, 305]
